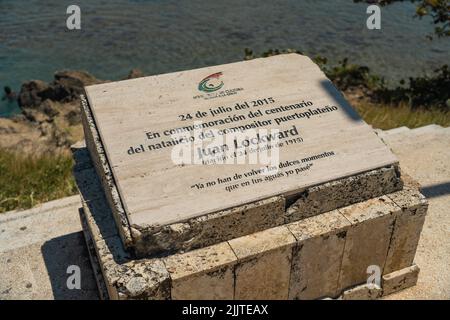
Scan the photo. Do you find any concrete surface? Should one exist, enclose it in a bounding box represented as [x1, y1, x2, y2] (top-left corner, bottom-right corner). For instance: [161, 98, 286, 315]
[0, 196, 98, 299]
[379, 125, 450, 300]
[0, 124, 449, 300]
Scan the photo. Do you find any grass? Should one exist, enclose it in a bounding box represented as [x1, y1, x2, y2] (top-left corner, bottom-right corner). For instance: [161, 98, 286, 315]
[0, 149, 77, 213]
[354, 102, 450, 130]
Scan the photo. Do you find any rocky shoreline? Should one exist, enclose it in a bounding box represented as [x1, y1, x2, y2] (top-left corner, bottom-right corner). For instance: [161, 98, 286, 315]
[0, 69, 144, 155]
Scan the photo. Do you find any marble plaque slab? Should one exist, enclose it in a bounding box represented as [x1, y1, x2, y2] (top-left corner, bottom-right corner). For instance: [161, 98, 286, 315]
[84, 54, 398, 228]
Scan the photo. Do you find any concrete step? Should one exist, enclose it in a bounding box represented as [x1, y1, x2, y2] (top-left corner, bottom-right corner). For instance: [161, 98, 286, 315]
[0, 196, 81, 252]
[0, 195, 99, 300]
[374, 126, 409, 139]
[382, 126, 410, 137]
[379, 124, 450, 147]
[410, 124, 444, 135]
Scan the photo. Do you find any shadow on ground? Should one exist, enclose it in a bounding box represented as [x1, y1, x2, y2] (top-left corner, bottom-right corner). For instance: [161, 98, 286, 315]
[421, 182, 450, 199]
[41, 232, 99, 299]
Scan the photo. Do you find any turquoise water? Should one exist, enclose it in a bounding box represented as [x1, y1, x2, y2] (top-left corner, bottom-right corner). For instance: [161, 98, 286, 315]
[1, 0, 449, 117]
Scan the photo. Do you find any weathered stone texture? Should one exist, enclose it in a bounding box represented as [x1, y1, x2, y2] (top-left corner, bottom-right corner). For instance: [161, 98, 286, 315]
[285, 165, 402, 222]
[131, 196, 285, 257]
[80, 96, 133, 248]
[229, 226, 296, 300]
[384, 187, 428, 274]
[115, 259, 171, 300]
[341, 283, 382, 300]
[163, 243, 236, 299]
[76, 141, 426, 300]
[337, 196, 399, 291]
[382, 264, 420, 296]
[79, 194, 170, 300]
[287, 210, 350, 299]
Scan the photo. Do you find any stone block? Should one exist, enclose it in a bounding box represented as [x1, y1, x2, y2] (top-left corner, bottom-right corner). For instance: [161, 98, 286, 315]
[287, 210, 350, 299]
[229, 226, 296, 300]
[79, 96, 133, 248]
[285, 165, 402, 222]
[384, 187, 428, 274]
[163, 243, 237, 300]
[337, 196, 399, 292]
[131, 196, 285, 257]
[79, 200, 171, 300]
[382, 264, 420, 296]
[341, 283, 382, 300]
[77, 153, 424, 300]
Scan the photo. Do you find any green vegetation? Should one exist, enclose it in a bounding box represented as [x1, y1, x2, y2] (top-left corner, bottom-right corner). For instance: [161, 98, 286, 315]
[375, 65, 450, 109]
[322, 58, 450, 110]
[0, 149, 77, 213]
[354, 102, 450, 129]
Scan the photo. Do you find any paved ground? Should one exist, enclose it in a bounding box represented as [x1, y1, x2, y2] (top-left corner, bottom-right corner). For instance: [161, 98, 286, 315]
[0, 124, 449, 300]
[377, 125, 450, 300]
[0, 196, 98, 299]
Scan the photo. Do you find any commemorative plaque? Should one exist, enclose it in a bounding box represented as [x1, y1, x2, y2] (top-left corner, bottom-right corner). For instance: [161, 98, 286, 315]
[82, 54, 399, 254]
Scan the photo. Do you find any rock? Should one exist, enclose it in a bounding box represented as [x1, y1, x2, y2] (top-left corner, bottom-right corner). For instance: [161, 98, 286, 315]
[54, 70, 100, 87]
[0, 99, 83, 155]
[6, 70, 106, 156]
[0, 117, 51, 154]
[3, 69, 136, 156]
[126, 69, 145, 79]
[53, 70, 103, 101]
[18, 70, 103, 109]
[40, 100, 60, 118]
[17, 80, 50, 108]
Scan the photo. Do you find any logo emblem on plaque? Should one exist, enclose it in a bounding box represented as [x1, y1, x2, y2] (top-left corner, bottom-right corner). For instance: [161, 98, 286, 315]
[198, 72, 224, 92]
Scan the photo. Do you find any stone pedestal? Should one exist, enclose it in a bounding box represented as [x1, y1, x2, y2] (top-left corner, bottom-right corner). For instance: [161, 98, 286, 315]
[73, 143, 426, 300]
[74, 54, 427, 299]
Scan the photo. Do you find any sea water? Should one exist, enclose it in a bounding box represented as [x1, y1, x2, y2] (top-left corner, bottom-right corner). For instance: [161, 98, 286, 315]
[1, 0, 449, 117]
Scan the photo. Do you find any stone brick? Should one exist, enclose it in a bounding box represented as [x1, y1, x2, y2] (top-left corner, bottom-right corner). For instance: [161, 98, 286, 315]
[287, 210, 350, 299]
[341, 283, 382, 300]
[229, 226, 296, 300]
[115, 259, 171, 300]
[79, 199, 171, 300]
[285, 165, 402, 222]
[382, 264, 420, 296]
[163, 243, 237, 300]
[384, 188, 428, 274]
[337, 196, 399, 292]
